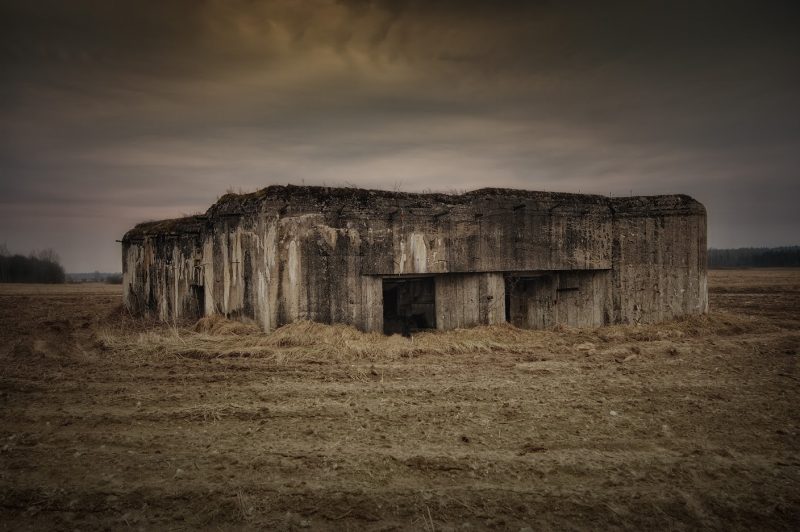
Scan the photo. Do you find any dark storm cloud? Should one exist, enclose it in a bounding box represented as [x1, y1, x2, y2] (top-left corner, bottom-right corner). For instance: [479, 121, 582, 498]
[1, 0, 798, 271]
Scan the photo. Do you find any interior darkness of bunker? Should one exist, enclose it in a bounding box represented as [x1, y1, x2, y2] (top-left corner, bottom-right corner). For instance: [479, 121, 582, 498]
[382, 274, 559, 335]
[382, 278, 436, 335]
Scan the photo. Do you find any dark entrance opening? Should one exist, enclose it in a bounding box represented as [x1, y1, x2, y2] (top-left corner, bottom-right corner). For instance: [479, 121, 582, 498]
[382, 277, 436, 335]
[504, 275, 514, 323]
[191, 284, 205, 318]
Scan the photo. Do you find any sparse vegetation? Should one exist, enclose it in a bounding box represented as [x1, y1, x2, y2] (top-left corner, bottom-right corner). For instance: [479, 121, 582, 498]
[97, 311, 776, 364]
[1, 269, 799, 529]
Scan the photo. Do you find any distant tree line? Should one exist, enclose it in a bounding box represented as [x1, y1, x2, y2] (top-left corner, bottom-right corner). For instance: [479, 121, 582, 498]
[708, 246, 800, 268]
[0, 244, 66, 283]
[66, 271, 122, 284]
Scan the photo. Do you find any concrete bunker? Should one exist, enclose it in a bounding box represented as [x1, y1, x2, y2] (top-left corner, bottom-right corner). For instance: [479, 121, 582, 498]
[121, 185, 708, 332]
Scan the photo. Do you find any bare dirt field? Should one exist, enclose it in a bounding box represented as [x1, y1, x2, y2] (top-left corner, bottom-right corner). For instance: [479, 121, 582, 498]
[1, 270, 799, 530]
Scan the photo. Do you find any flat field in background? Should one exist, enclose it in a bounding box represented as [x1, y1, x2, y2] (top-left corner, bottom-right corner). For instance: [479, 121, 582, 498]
[1, 270, 799, 530]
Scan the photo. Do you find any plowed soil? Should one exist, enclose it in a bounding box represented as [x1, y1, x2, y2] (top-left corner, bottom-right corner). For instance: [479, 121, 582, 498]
[1, 270, 799, 530]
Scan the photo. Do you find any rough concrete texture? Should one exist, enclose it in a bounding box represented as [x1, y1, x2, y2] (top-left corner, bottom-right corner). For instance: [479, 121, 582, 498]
[122, 185, 707, 332]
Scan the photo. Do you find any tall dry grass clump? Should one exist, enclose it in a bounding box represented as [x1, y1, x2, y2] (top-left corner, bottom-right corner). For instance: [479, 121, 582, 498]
[94, 310, 776, 364]
[194, 315, 261, 336]
[96, 317, 561, 363]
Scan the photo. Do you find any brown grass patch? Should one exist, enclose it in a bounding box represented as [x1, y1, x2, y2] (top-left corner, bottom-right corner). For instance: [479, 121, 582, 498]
[194, 315, 261, 335]
[2, 272, 799, 530]
[93, 311, 782, 365]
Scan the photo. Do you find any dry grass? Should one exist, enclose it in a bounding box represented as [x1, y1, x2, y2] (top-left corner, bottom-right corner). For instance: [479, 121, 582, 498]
[1, 270, 799, 530]
[95, 310, 778, 366]
[194, 315, 262, 335]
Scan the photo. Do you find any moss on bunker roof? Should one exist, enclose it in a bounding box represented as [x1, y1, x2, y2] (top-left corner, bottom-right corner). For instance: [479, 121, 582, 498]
[123, 184, 704, 240]
[124, 215, 206, 240]
[206, 185, 615, 215]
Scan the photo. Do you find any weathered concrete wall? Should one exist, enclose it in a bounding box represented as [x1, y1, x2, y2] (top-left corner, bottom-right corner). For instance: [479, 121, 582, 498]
[357, 194, 612, 275]
[122, 233, 204, 322]
[435, 272, 506, 330]
[122, 186, 706, 332]
[507, 271, 610, 329]
[609, 196, 708, 324]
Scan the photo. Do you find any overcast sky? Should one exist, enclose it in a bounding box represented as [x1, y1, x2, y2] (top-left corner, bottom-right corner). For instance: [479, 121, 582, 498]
[1, 0, 798, 272]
